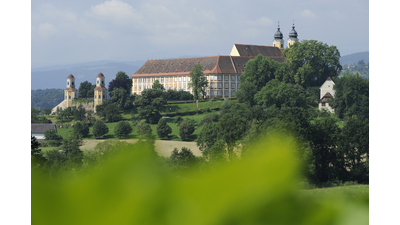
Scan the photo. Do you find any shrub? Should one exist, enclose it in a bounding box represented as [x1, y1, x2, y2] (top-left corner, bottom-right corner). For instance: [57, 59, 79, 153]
[175, 116, 183, 125]
[73, 121, 89, 138]
[114, 121, 133, 138]
[92, 120, 109, 138]
[156, 118, 172, 139]
[170, 147, 196, 169]
[136, 121, 152, 137]
[179, 119, 195, 140]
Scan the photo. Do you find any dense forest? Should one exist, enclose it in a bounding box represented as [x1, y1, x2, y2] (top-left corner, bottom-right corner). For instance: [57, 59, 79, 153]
[340, 59, 369, 79]
[31, 89, 64, 111]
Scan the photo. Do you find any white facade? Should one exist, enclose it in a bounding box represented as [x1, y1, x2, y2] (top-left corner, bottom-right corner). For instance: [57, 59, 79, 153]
[319, 78, 335, 113]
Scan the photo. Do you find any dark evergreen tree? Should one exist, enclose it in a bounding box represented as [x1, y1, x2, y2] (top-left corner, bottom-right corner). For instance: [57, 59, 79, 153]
[156, 118, 172, 139]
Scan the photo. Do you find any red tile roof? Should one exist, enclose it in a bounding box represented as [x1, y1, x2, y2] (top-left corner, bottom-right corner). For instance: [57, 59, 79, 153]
[97, 72, 105, 78]
[64, 87, 77, 91]
[94, 86, 107, 90]
[67, 74, 75, 79]
[233, 44, 283, 57]
[131, 55, 286, 77]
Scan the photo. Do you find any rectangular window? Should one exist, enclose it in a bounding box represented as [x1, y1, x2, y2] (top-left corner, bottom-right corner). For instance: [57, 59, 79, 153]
[183, 77, 186, 81]
[103, 95, 105, 99]
[98, 95, 101, 98]
[139, 86, 141, 90]
[161, 78, 164, 82]
[225, 83, 228, 88]
[101, 81, 104, 84]
[174, 85, 177, 89]
[218, 83, 221, 88]
[188, 77, 190, 81]
[231, 84, 235, 88]
[218, 76, 221, 80]
[179, 77, 182, 81]
[213, 84, 217, 88]
[183, 85, 186, 89]
[231, 76, 235, 81]
[174, 78, 177, 81]
[135, 86, 137, 90]
[322, 102, 326, 106]
[225, 76, 229, 81]
[232, 91, 235, 95]
[238, 76, 240, 81]
[152, 78, 155, 82]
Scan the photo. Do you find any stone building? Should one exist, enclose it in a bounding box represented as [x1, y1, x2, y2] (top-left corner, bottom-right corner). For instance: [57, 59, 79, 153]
[131, 24, 296, 98]
[94, 72, 107, 112]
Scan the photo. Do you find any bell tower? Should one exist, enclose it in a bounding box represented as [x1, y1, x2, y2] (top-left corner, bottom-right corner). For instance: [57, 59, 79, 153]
[272, 22, 284, 50]
[287, 22, 299, 48]
[94, 72, 107, 112]
[65, 74, 77, 108]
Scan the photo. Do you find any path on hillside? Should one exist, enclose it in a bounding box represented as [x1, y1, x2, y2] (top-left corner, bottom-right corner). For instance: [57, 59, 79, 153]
[80, 139, 201, 157]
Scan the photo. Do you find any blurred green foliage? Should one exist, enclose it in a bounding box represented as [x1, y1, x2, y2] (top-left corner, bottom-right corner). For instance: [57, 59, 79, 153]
[32, 134, 368, 225]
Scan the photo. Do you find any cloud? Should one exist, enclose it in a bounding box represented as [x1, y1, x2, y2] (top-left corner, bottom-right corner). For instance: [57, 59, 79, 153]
[37, 23, 59, 38]
[247, 17, 274, 27]
[167, 22, 191, 29]
[86, 0, 143, 24]
[300, 9, 316, 19]
[36, 4, 77, 22]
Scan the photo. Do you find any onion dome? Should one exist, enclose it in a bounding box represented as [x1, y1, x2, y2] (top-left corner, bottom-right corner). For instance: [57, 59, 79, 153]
[97, 72, 105, 78]
[289, 23, 298, 38]
[67, 74, 75, 79]
[274, 25, 283, 40]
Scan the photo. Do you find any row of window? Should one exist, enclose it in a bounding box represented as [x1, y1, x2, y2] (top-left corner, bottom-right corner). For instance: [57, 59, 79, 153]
[67, 82, 74, 86]
[209, 90, 236, 96]
[134, 77, 191, 83]
[96, 80, 104, 85]
[95, 95, 105, 99]
[133, 75, 240, 83]
[209, 83, 240, 88]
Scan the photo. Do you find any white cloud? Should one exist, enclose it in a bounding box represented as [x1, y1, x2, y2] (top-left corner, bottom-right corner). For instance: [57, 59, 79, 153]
[86, 0, 143, 24]
[37, 23, 59, 38]
[247, 17, 273, 27]
[300, 9, 316, 19]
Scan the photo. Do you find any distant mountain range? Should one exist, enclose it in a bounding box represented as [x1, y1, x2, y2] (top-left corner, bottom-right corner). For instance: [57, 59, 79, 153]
[31, 52, 368, 90]
[339, 52, 369, 66]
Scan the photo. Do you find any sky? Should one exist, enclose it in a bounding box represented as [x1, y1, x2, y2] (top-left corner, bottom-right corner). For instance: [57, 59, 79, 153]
[31, 0, 369, 67]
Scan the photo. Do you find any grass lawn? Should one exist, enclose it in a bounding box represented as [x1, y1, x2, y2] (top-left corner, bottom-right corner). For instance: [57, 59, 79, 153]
[55, 109, 220, 142]
[161, 100, 227, 114]
[302, 185, 369, 200]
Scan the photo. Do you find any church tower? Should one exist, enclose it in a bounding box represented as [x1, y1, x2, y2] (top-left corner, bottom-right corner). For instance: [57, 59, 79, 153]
[273, 23, 284, 50]
[94, 72, 107, 112]
[287, 23, 299, 48]
[65, 74, 77, 108]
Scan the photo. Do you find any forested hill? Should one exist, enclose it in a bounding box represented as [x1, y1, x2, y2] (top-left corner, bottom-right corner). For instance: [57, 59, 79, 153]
[31, 60, 145, 90]
[31, 89, 64, 110]
[340, 52, 369, 65]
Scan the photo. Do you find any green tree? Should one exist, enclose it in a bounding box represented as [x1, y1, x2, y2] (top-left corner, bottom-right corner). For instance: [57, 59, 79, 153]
[136, 89, 167, 124]
[72, 104, 86, 121]
[337, 117, 369, 183]
[73, 121, 89, 138]
[235, 54, 288, 106]
[282, 40, 342, 87]
[254, 79, 307, 108]
[156, 118, 172, 139]
[197, 123, 220, 152]
[330, 72, 369, 120]
[136, 121, 152, 138]
[114, 121, 133, 138]
[152, 80, 165, 91]
[108, 71, 131, 97]
[170, 147, 196, 169]
[217, 113, 247, 160]
[189, 64, 208, 104]
[179, 119, 195, 140]
[43, 108, 52, 115]
[31, 135, 47, 169]
[62, 134, 84, 165]
[110, 87, 131, 109]
[78, 81, 95, 98]
[309, 117, 341, 183]
[44, 128, 63, 146]
[92, 120, 109, 138]
[96, 100, 122, 122]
